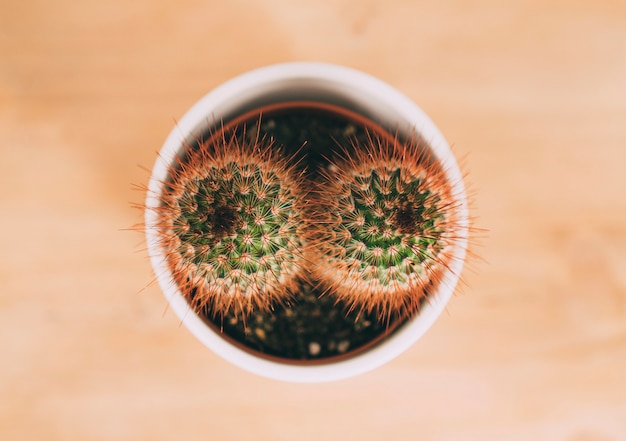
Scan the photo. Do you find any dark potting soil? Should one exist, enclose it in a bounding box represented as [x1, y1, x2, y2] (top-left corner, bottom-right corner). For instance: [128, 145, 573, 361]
[196, 103, 404, 361]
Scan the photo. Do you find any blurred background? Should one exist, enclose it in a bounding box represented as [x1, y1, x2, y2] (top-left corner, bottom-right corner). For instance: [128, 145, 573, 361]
[1, 0, 625, 439]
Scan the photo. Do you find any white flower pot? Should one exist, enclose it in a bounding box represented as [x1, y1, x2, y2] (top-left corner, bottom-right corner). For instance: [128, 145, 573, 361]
[145, 62, 469, 383]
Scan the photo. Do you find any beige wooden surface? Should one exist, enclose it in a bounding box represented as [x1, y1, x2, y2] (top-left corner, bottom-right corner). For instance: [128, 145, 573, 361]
[1, 0, 625, 440]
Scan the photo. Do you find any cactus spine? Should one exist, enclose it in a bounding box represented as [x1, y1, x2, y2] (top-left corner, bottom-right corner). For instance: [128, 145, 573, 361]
[309, 134, 463, 321]
[154, 128, 307, 319]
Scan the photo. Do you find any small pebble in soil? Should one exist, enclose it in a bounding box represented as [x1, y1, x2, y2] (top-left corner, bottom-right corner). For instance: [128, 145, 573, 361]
[342, 124, 357, 137]
[254, 328, 266, 340]
[308, 342, 321, 356]
[337, 340, 350, 354]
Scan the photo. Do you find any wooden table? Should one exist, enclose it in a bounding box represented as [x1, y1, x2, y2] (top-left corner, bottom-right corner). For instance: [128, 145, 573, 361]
[1, 0, 625, 439]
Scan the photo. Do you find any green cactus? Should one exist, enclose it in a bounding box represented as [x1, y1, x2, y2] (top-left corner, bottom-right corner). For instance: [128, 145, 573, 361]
[155, 128, 307, 319]
[308, 134, 462, 321]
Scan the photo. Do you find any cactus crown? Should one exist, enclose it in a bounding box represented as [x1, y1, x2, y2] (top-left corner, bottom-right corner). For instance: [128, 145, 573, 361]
[310, 133, 462, 321]
[155, 128, 307, 319]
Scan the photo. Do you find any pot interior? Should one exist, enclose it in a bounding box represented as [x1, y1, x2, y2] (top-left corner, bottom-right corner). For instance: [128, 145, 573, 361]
[166, 101, 419, 364]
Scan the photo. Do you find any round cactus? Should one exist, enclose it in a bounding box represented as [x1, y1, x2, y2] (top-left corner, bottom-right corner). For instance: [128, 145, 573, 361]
[154, 127, 308, 319]
[308, 134, 464, 321]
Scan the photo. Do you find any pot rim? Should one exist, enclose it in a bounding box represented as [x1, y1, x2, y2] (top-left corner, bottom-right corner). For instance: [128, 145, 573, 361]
[145, 62, 469, 383]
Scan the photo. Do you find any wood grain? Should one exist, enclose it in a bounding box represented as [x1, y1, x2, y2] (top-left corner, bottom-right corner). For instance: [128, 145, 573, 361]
[1, 0, 625, 439]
